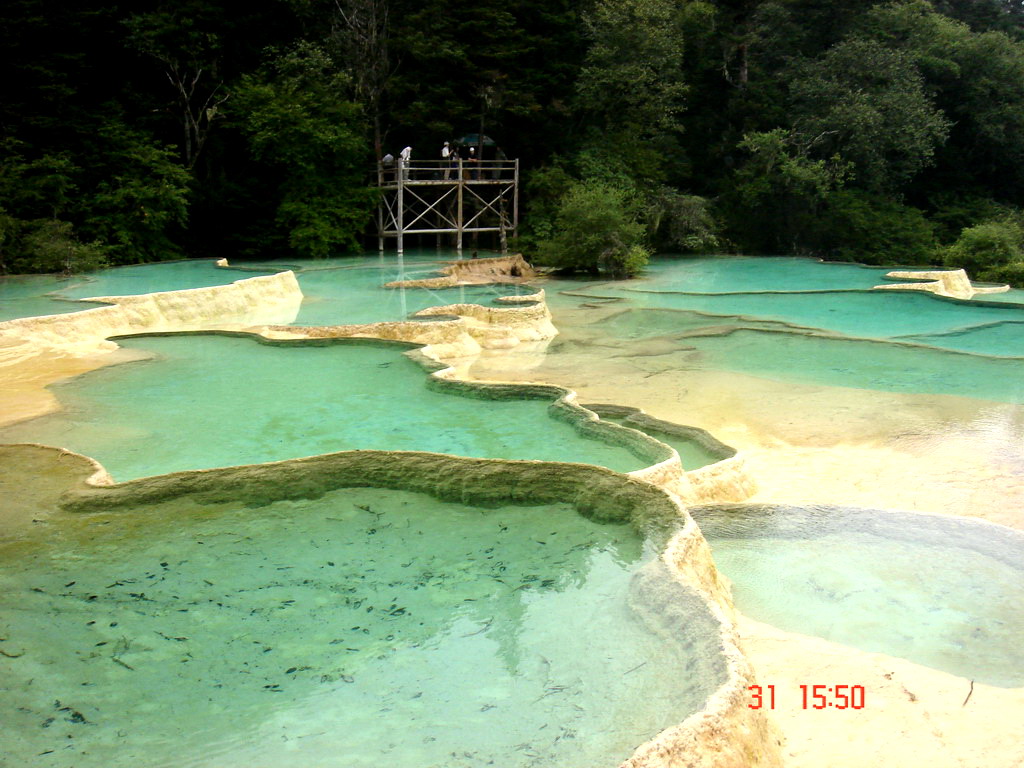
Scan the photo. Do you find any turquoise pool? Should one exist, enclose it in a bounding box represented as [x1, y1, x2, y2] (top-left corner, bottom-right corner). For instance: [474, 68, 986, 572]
[545, 255, 1024, 359]
[287, 262, 531, 326]
[691, 504, 1024, 687]
[0, 485, 724, 768]
[0, 252, 532, 327]
[630, 255, 896, 293]
[573, 285, 1024, 355]
[0, 334, 652, 481]
[0, 260, 279, 322]
[587, 409, 728, 471]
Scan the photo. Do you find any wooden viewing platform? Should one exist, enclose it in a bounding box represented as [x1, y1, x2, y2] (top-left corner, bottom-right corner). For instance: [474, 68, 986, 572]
[376, 158, 519, 254]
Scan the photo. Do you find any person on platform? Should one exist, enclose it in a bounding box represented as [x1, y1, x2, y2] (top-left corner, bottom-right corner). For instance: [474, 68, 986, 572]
[441, 141, 451, 179]
[381, 152, 395, 182]
[399, 145, 412, 180]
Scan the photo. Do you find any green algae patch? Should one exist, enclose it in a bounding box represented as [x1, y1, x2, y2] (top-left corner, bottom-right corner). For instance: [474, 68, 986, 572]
[60, 449, 678, 533]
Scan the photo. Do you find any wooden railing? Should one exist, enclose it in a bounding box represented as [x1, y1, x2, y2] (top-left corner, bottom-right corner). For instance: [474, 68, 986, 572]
[377, 158, 517, 184]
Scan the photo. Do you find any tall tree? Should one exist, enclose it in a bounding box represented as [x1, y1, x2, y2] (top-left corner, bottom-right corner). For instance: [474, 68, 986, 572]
[727, 127, 851, 252]
[331, 0, 391, 158]
[379, 0, 582, 167]
[124, 3, 230, 170]
[855, 1, 1024, 202]
[787, 37, 950, 191]
[232, 43, 374, 257]
[574, 0, 689, 185]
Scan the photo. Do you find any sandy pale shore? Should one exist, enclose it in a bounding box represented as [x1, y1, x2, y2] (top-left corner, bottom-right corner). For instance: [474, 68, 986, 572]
[739, 616, 1024, 768]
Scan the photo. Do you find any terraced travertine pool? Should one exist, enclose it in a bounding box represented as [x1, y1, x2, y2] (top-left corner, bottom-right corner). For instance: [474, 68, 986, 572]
[590, 318, 1024, 401]
[0, 478, 725, 768]
[561, 260, 1024, 358]
[283, 260, 532, 326]
[3, 253, 1024, 767]
[0, 252, 530, 326]
[0, 261, 277, 322]
[690, 504, 1024, 687]
[0, 334, 655, 481]
[472, 257, 1024, 684]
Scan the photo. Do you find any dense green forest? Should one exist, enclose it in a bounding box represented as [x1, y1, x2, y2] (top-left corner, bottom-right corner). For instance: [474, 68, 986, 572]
[4, 0, 1024, 280]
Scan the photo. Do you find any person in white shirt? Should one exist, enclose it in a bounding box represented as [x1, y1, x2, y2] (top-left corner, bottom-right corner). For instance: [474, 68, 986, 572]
[399, 145, 412, 180]
[441, 141, 451, 179]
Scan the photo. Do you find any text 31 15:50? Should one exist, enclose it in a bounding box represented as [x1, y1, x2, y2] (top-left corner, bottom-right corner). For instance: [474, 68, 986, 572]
[748, 684, 866, 709]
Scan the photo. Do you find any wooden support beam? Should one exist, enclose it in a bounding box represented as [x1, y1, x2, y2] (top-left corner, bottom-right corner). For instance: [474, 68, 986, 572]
[457, 160, 464, 254]
[374, 159, 517, 254]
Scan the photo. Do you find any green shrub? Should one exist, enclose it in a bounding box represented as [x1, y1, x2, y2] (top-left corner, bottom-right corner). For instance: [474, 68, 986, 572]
[21, 219, 108, 274]
[943, 219, 1024, 280]
[535, 181, 650, 278]
[818, 190, 938, 265]
[516, 164, 576, 256]
[610, 243, 652, 276]
[979, 261, 1024, 285]
[647, 188, 721, 252]
[927, 194, 1009, 244]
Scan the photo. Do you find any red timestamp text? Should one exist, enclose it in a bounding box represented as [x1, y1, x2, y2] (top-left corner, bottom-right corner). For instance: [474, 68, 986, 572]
[748, 684, 866, 710]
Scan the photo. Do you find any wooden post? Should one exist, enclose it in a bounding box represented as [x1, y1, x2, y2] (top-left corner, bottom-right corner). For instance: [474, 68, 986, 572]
[456, 159, 464, 254]
[396, 159, 404, 255]
[498, 188, 509, 255]
[376, 161, 384, 252]
[499, 205, 508, 255]
[397, 251, 407, 316]
[513, 158, 520, 238]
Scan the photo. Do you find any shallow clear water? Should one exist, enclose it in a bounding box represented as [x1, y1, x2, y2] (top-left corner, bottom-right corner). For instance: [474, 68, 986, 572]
[567, 309, 1024, 403]
[591, 307, 792, 340]
[288, 262, 530, 326]
[972, 287, 1024, 304]
[692, 505, 1024, 686]
[0, 261, 277, 322]
[590, 286, 1024, 348]
[0, 274, 103, 321]
[0, 293, 100, 322]
[547, 255, 1024, 359]
[0, 486, 724, 768]
[672, 327, 1024, 403]
[594, 413, 723, 471]
[0, 251, 532, 327]
[0, 334, 650, 480]
[58, 261, 279, 299]
[635, 255, 895, 293]
[899, 321, 1024, 358]
[238, 250, 451, 273]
